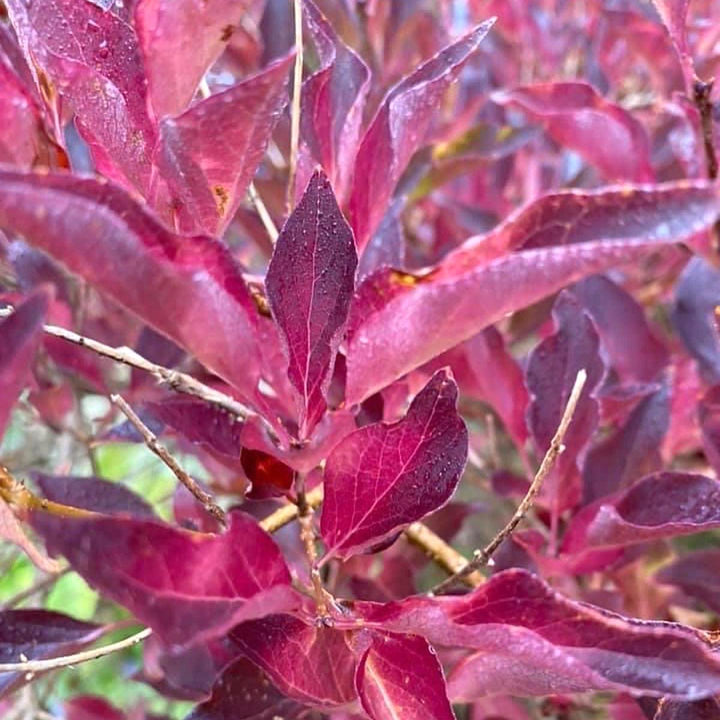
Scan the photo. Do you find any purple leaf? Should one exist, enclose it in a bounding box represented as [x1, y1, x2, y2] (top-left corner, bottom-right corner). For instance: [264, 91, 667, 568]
[156, 53, 293, 236]
[321, 369, 468, 560]
[346, 182, 720, 403]
[349, 18, 496, 248]
[699, 385, 720, 475]
[582, 383, 670, 503]
[563, 472, 720, 552]
[266, 170, 358, 438]
[30, 509, 299, 647]
[493, 82, 655, 182]
[135, 0, 253, 118]
[6, 0, 156, 192]
[301, 0, 370, 199]
[656, 549, 720, 614]
[186, 657, 302, 720]
[0, 610, 104, 697]
[356, 632, 455, 720]
[230, 614, 358, 707]
[355, 569, 720, 699]
[0, 170, 263, 401]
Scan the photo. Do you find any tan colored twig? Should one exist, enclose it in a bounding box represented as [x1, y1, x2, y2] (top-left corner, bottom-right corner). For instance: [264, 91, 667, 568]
[0, 628, 151, 674]
[110, 394, 227, 527]
[286, 0, 304, 212]
[259, 484, 323, 532]
[693, 78, 719, 181]
[432, 368, 588, 594]
[248, 182, 279, 243]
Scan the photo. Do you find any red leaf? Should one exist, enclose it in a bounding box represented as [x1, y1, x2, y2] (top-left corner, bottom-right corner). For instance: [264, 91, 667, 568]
[230, 614, 358, 707]
[266, 170, 358, 438]
[6, 0, 156, 192]
[493, 83, 655, 182]
[346, 182, 720, 404]
[186, 657, 303, 720]
[241, 448, 294, 499]
[349, 18, 496, 248]
[135, 0, 253, 118]
[301, 0, 370, 199]
[0, 170, 262, 401]
[30, 509, 299, 647]
[656, 549, 720, 615]
[65, 696, 126, 720]
[356, 632, 455, 720]
[156, 53, 293, 236]
[563, 472, 720, 552]
[355, 569, 720, 699]
[0, 610, 104, 698]
[320, 369, 467, 560]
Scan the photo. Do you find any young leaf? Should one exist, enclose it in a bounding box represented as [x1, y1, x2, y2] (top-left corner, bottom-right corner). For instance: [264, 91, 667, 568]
[266, 170, 358, 438]
[356, 632, 455, 720]
[30, 509, 298, 647]
[230, 615, 358, 707]
[346, 182, 720, 403]
[321, 369, 468, 560]
[156, 53, 293, 236]
[349, 18, 496, 248]
[0, 170, 262, 401]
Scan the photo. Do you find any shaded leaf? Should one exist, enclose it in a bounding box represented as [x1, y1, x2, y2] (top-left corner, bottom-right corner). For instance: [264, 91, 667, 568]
[656, 549, 720, 615]
[65, 696, 126, 720]
[266, 170, 357, 438]
[321, 369, 467, 560]
[653, 698, 720, 720]
[699, 385, 720, 476]
[241, 448, 294, 499]
[356, 632, 455, 720]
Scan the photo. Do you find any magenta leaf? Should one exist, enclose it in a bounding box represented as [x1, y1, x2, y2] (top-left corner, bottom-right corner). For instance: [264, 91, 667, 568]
[346, 182, 720, 403]
[156, 53, 293, 236]
[657, 550, 720, 615]
[230, 615, 358, 707]
[320, 369, 467, 560]
[0, 289, 49, 438]
[699, 385, 720, 475]
[582, 383, 670, 503]
[356, 632, 455, 720]
[563, 472, 720, 552]
[64, 696, 126, 720]
[135, 0, 253, 118]
[186, 657, 302, 720]
[6, 0, 155, 192]
[0, 170, 262, 401]
[266, 170, 358, 438]
[349, 18, 496, 248]
[301, 0, 369, 199]
[356, 569, 720, 699]
[493, 82, 655, 182]
[30, 509, 298, 647]
[0, 610, 104, 697]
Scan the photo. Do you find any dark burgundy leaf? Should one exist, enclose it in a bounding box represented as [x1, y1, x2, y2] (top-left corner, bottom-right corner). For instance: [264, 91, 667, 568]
[656, 549, 720, 615]
[0, 170, 263, 401]
[64, 696, 126, 720]
[563, 472, 720, 552]
[241, 448, 294, 499]
[266, 170, 358, 438]
[156, 53, 293, 236]
[301, 0, 369, 199]
[186, 656, 302, 720]
[356, 632, 455, 720]
[135, 0, 253, 118]
[230, 614, 358, 707]
[0, 610, 103, 697]
[321, 369, 468, 560]
[346, 182, 720, 404]
[34, 473, 156, 518]
[349, 18, 495, 248]
[355, 569, 720, 699]
[30, 509, 298, 646]
[699, 385, 720, 475]
[653, 698, 720, 720]
[582, 383, 670, 503]
[493, 82, 655, 182]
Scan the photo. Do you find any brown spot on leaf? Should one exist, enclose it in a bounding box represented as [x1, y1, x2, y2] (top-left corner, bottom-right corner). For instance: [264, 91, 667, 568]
[36, 67, 55, 106]
[213, 185, 229, 217]
[220, 24, 235, 42]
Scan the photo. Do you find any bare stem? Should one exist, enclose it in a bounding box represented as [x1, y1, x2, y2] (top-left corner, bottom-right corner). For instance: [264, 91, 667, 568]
[286, 0, 304, 212]
[248, 182, 279, 243]
[693, 77, 719, 181]
[431, 368, 588, 595]
[110, 394, 227, 527]
[0, 628, 151, 674]
[259, 484, 323, 532]
[2, 568, 70, 610]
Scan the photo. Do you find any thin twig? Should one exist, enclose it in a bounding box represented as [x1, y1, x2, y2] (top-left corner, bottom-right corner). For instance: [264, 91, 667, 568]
[110, 394, 227, 527]
[2, 568, 70, 610]
[431, 368, 588, 595]
[259, 485, 323, 533]
[0, 628, 151, 674]
[248, 182, 279, 243]
[693, 77, 719, 180]
[286, 0, 304, 212]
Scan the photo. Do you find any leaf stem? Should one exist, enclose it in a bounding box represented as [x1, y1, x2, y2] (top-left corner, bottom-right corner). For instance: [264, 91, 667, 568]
[286, 0, 304, 212]
[248, 181, 279, 243]
[110, 394, 227, 527]
[431, 368, 588, 595]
